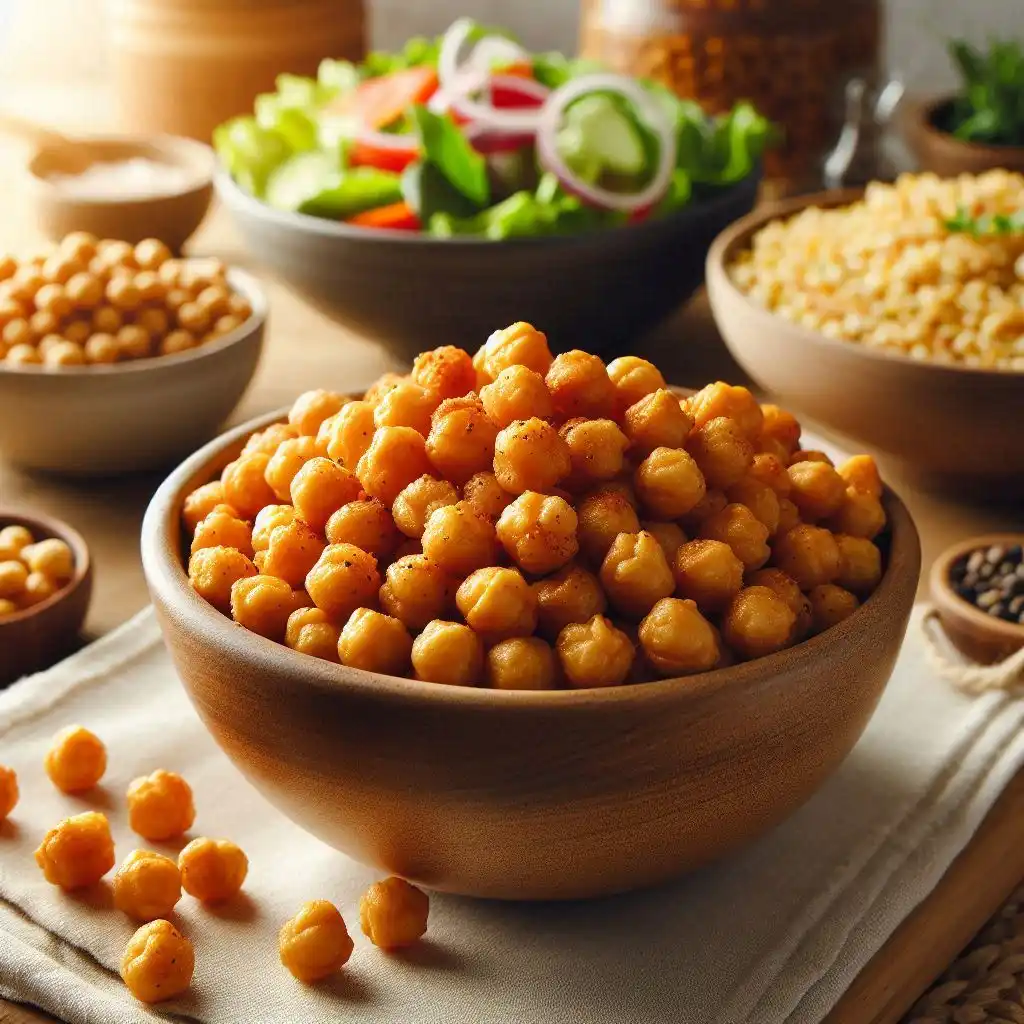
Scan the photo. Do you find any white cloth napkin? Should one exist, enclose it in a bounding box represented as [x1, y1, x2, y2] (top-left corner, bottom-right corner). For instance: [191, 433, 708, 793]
[1, 605, 1023, 1024]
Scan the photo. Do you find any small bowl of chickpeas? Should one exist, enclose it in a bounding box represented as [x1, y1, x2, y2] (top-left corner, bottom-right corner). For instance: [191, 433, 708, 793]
[0, 510, 92, 685]
[707, 174, 1024, 492]
[0, 233, 267, 476]
[142, 326, 920, 900]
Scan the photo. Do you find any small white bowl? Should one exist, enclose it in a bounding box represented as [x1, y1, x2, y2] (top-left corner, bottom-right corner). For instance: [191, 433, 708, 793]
[0, 268, 267, 477]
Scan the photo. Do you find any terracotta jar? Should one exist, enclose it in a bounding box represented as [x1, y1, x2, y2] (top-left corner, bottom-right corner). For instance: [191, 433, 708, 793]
[580, 0, 881, 193]
[107, 0, 366, 142]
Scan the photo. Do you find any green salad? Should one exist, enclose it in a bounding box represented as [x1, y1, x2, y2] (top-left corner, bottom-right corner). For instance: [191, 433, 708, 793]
[215, 19, 773, 238]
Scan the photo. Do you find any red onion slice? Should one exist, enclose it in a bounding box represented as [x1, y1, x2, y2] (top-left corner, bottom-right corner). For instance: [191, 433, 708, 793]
[354, 127, 420, 154]
[534, 73, 677, 213]
[438, 18, 530, 88]
[463, 122, 535, 154]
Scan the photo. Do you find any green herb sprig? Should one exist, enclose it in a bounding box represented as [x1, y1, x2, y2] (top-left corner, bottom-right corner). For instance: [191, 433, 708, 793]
[946, 206, 1024, 235]
[944, 38, 1024, 146]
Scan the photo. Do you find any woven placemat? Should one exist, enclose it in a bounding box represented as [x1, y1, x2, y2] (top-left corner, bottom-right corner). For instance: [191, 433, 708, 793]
[906, 884, 1024, 1024]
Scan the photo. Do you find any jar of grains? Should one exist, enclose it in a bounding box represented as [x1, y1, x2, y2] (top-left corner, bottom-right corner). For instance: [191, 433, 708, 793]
[106, 0, 366, 142]
[579, 0, 882, 194]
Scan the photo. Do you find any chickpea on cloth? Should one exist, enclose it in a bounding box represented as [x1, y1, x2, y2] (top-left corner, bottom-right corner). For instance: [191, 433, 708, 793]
[181, 328, 889, 687]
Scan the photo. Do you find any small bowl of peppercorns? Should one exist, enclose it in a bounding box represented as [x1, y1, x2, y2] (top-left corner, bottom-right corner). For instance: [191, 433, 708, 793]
[931, 534, 1024, 665]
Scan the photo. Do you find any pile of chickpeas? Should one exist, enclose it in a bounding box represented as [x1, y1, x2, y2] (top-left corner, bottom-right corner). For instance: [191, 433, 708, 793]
[0, 524, 76, 616]
[0, 726, 428, 1005]
[729, 171, 1024, 369]
[0, 233, 253, 368]
[182, 324, 888, 689]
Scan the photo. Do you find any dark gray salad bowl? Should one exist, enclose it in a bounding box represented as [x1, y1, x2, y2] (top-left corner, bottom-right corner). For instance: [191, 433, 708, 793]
[216, 169, 760, 359]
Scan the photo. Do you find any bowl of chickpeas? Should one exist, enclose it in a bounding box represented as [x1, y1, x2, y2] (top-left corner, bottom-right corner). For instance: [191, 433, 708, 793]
[142, 327, 920, 900]
[0, 233, 266, 476]
[706, 174, 1024, 491]
[0, 510, 92, 685]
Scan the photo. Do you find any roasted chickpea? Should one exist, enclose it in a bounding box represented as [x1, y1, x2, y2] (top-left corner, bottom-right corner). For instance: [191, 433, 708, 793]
[81, 330, 118, 363]
[425, 394, 499, 485]
[689, 382, 764, 441]
[263, 520, 326, 588]
[672, 539, 744, 613]
[91, 304, 123, 334]
[195, 284, 229, 318]
[412, 345, 476, 399]
[532, 563, 607, 640]
[412, 620, 484, 685]
[746, 568, 812, 639]
[479, 364, 553, 428]
[305, 544, 380, 621]
[606, 355, 666, 413]
[29, 308, 60, 338]
[252, 503, 297, 551]
[791, 449, 834, 466]
[837, 454, 883, 499]
[43, 340, 86, 367]
[622, 390, 693, 456]
[360, 876, 429, 949]
[558, 417, 630, 490]
[231, 573, 303, 638]
[175, 301, 210, 335]
[379, 554, 454, 630]
[462, 471, 512, 520]
[722, 586, 796, 660]
[106, 275, 143, 312]
[135, 306, 169, 339]
[456, 566, 537, 642]
[178, 837, 248, 902]
[686, 416, 754, 490]
[808, 584, 860, 633]
[393, 475, 460, 538]
[640, 520, 687, 562]
[62, 319, 91, 346]
[556, 615, 635, 688]
[678, 489, 728, 532]
[325, 499, 400, 561]
[265, 436, 327, 503]
[285, 606, 341, 662]
[357, 426, 433, 505]
[362, 372, 405, 408]
[486, 636, 559, 690]
[493, 417, 571, 495]
[758, 403, 801, 454]
[639, 598, 719, 676]
[21, 537, 74, 581]
[35, 811, 115, 889]
[287, 389, 345, 437]
[34, 282, 73, 319]
[496, 492, 578, 575]
[134, 238, 172, 270]
[545, 349, 616, 420]
[159, 330, 196, 357]
[44, 724, 106, 793]
[771, 525, 841, 590]
[0, 764, 17, 820]
[133, 271, 166, 305]
[19, 572, 57, 608]
[787, 461, 847, 521]
[834, 535, 882, 595]
[373, 380, 438, 436]
[827, 488, 886, 540]
[748, 453, 792, 496]
[188, 546, 257, 612]
[421, 501, 499, 576]
[776, 497, 801, 535]
[280, 900, 353, 982]
[2, 318, 33, 348]
[477, 321, 553, 382]
[0, 524, 32, 561]
[761, 438, 797, 465]
[338, 607, 413, 675]
[726, 477, 781, 534]
[324, 400, 375, 468]
[634, 446, 706, 519]
[222, 453, 277, 519]
[121, 920, 194, 1004]
[0, 559, 27, 599]
[698, 503, 771, 570]
[191, 506, 252, 558]
[127, 770, 195, 841]
[113, 850, 182, 921]
[290, 457, 361, 531]
[599, 531, 675, 619]
[575, 486, 641, 565]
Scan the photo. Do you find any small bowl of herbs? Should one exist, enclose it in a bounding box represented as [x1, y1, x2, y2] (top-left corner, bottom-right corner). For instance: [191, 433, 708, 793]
[905, 38, 1024, 176]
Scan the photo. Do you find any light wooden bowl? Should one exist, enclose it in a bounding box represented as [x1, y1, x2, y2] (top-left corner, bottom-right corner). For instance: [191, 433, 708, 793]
[0, 269, 266, 477]
[706, 189, 1024, 492]
[930, 534, 1024, 665]
[141, 406, 921, 900]
[0, 509, 92, 686]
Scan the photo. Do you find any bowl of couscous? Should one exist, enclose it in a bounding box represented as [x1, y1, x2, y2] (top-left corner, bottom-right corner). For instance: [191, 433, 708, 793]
[706, 173, 1024, 491]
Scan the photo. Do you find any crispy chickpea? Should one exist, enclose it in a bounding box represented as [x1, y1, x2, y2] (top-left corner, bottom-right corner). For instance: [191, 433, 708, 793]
[157, 258, 183, 285]
[231, 573, 303, 639]
[288, 389, 347, 437]
[44, 725, 106, 793]
[304, 544, 380, 621]
[557, 614, 635, 688]
[188, 546, 257, 612]
[456, 566, 537, 642]
[357, 426, 433, 505]
[373, 380, 438, 436]
[360, 876, 429, 949]
[772, 525, 841, 590]
[749, 453, 792, 496]
[777, 497, 801, 535]
[0, 524, 33, 560]
[3, 318, 33, 348]
[289, 457, 361, 532]
[809, 584, 860, 633]
[421, 501, 499, 576]
[63, 319, 91, 345]
[83, 332, 118, 363]
[9, 267, 44, 302]
[672, 539, 744, 613]
[191, 506, 252, 558]
[698, 503, 770, 570]
[261, 520, 325, 588]
[0, 764, 18, 820]
[210, 314, 244, 339]
[134, 238, 172, 270]
[178, 837, 248, 902]
[35, 811, 115, 889]
[34, 282, 73, 319]
[252, 504, 297, 551]
[412, 345, 476, 399]
[29, 309, 60, 338]
[219, 453, 275, 520]
[121, 920, 194, 1004]
[393, 475, 460, 538]
[545, 349, 616, 420]
[6, 344, 41, 367]
[638, 598, 719, 676]
[379, 554, 454, 630]
[634, 446, 706, 519]
[722, 586, 797, 660]
[19, 572, 57, 608]
[599, 531, 675, 619]
[44, 340, 86, 367]
[363, 372, 405, 408]
[746, 568, 813, 640]
[0, 254, 15, 280]
[285, 606, 341, 662]
[758, 403, 802, 454]
[117, 324, 152, 360]
[787, 461, 847, 521]
[22, 537, 75, 581]
[559, 417, 629, 489]
[265, 436, 325, 502]
[827, 488, 886, 540]
[326, 499, 401, 561]
[606, 355, 666, 413]
[0, 598, 16, 616]
[486, 636, 559, 690]
[127, 770, 195, 841]
[244, 422, 300, 458]
[113, 850, 182, 921]
[228, 293, 252, 319]
[575, 486, 641, 565]
[496, 492, 578, 575]
[677, 489, 726, 535]
[63, 270, 104, 309]
[195, 284, 230, 319]
[477, 321, 553, 382]
[176, 301, 209, 334]
[480, 364, 554, 428]
[462, 471, 512, 520]
[623, 390, 693, 456]
[0, 559, 27, 598]
[133, 271, 165, 304]
[686, 416, 754, 490]
[136, 306, 169, 338]
[43, 254, 87, 286]
[493, 417, 570, 495]
[279, 900, 353, 982]
[35, 333, 63, 359]
[532, 563, 607, 640]
[412, 620, 484, 686]
[425, 395, 499, 485]
[92, 304, 123, 334]
[791, 449, 834, 466]
[834, 534, 882, 595]
[837, 454, 883, 500]
[160, 330, 196, 357]
[689, 382, 763, 441]
[641, 520, 687, 562]
[726, 477, 781, 534]
[106, 275, 142, 312]
[338, 607, 413, 675]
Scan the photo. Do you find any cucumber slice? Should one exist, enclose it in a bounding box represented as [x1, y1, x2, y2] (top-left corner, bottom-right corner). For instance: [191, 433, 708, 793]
[556, 94, 647, 179]
[265, 152, 338, 211]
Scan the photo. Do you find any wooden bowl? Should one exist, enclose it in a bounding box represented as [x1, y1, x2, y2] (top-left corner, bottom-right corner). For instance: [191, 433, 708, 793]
[903, 95, 1024, 177]
[0, 269, 266, 477]
[706, 189, 1024, 491]
[140, 406, 921, 901]
[0, 509, 92, 686]
[930, 534, 1024, 665]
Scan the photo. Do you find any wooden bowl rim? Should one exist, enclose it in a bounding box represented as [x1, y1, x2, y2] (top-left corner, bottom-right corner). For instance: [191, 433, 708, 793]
[141, 404, 921, 711]
[929, 532, 1024, 644]
[705, 187, 1024, 380]
[910, 94, 1024, 159]
[0, 267, 267, 379]
[0, 508, 92, 625]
